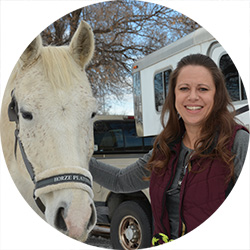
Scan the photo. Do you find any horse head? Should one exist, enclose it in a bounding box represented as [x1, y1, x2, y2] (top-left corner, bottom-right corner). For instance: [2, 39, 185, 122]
[1, 21, 97, 242]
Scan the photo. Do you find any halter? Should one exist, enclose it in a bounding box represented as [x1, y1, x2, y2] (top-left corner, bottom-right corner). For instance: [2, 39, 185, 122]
[8, 90, 93, 214]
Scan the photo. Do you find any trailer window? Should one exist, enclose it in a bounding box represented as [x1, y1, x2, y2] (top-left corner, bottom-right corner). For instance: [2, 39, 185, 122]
[219, 54, 247, 101]
[154, 69, 171, 112]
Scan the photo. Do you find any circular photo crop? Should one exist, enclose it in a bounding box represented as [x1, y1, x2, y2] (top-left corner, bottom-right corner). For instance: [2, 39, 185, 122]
[0, 1, 249, 250]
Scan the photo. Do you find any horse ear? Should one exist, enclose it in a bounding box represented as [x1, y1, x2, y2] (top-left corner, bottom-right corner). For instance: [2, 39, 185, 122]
[20, 36, 42, 66]
[69, 21, 95, 68]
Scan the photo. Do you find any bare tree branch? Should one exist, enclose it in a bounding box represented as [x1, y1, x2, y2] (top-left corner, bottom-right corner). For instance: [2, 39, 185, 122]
[41, 0, 200, 113]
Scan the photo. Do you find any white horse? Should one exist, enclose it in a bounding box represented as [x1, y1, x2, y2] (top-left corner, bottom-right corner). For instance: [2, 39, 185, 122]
[0, 21, 97, 242]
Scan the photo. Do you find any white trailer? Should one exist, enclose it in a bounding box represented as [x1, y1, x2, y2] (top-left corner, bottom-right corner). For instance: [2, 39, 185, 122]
[132, 28, 249, 137]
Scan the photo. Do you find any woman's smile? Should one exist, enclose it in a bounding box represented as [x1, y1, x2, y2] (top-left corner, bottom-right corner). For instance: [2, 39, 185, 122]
[185, 105, 203, 111]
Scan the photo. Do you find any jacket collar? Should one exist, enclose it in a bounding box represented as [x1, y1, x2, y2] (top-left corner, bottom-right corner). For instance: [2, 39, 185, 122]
[168, 118, 219, 156]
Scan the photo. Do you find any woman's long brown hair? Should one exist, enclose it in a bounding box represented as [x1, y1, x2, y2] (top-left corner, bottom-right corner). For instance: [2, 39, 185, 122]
[147, 54, 237, 182]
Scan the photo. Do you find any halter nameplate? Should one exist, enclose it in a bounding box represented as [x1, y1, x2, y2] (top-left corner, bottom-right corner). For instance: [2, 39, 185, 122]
[35, 173, 92, 190]
[34, 172, 93, 214]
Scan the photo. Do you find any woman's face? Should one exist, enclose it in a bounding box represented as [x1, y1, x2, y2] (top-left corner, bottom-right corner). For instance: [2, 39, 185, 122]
[175, 65, 216, 130]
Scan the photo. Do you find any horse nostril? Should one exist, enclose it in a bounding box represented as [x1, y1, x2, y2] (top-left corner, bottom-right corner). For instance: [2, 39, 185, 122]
[55, 207, 67, 232]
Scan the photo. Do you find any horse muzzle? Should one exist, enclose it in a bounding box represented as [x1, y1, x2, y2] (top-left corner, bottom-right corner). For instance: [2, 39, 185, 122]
[51, 189, 97, 242]
[34, 166, 97, 242]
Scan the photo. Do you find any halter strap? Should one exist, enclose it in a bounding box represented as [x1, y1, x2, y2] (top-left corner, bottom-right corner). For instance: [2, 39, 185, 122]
[15, 129, 35, 182]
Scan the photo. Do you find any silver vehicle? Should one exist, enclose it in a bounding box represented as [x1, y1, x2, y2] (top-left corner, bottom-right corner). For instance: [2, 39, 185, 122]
[93, 115, 155, 249]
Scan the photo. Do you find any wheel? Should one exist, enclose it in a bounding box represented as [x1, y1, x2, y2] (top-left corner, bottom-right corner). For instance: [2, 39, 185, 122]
[110, 200, 152, 249]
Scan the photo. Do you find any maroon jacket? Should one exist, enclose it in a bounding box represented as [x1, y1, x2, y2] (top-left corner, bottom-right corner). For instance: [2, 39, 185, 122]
[150, 125, 247, 239]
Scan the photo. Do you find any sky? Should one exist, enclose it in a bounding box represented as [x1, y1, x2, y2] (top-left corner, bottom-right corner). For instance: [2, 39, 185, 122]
[106, 92, 134, 115]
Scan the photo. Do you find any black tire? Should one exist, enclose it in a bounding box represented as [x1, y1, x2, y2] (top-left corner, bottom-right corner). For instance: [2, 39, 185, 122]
[110, 200, 152, 249]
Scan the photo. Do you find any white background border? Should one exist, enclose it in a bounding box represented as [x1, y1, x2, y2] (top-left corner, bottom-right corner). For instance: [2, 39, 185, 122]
[0, 1, 249, 249]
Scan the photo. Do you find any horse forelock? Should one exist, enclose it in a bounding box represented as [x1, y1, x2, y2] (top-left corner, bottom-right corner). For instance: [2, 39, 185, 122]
[9, 44, 90, 94]
[40, 46, 85, 89]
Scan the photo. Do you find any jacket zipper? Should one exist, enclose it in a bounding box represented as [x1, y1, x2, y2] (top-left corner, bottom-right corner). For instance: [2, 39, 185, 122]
[181, 222, 186, 236]
[179, 161, 192, 237]
[160, 152, 178, 235]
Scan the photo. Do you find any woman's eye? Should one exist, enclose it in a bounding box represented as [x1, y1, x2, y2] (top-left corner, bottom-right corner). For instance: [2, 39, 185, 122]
[21, 111, 33, 120]
[199, 87, 208, 92]
[180, 87, 189, 91]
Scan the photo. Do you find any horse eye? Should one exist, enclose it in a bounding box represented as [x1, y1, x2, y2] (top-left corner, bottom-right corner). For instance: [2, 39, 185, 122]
[91, 112, 96, 119]
[21, 111, 33, 120]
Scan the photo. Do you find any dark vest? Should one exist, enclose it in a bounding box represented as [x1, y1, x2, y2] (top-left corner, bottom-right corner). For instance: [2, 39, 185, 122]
[149, 125, 247, 238]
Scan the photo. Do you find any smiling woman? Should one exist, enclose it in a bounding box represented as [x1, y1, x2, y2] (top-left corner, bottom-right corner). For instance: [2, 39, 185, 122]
[89, 53, 249, 247]
[147, 54, 249, 241]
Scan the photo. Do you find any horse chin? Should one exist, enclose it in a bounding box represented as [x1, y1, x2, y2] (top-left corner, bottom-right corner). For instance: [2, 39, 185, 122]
[43, 189, 97, 242]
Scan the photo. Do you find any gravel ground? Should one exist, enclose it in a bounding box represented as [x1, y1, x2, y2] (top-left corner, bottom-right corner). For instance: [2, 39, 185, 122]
[86, 234, 112, 249]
